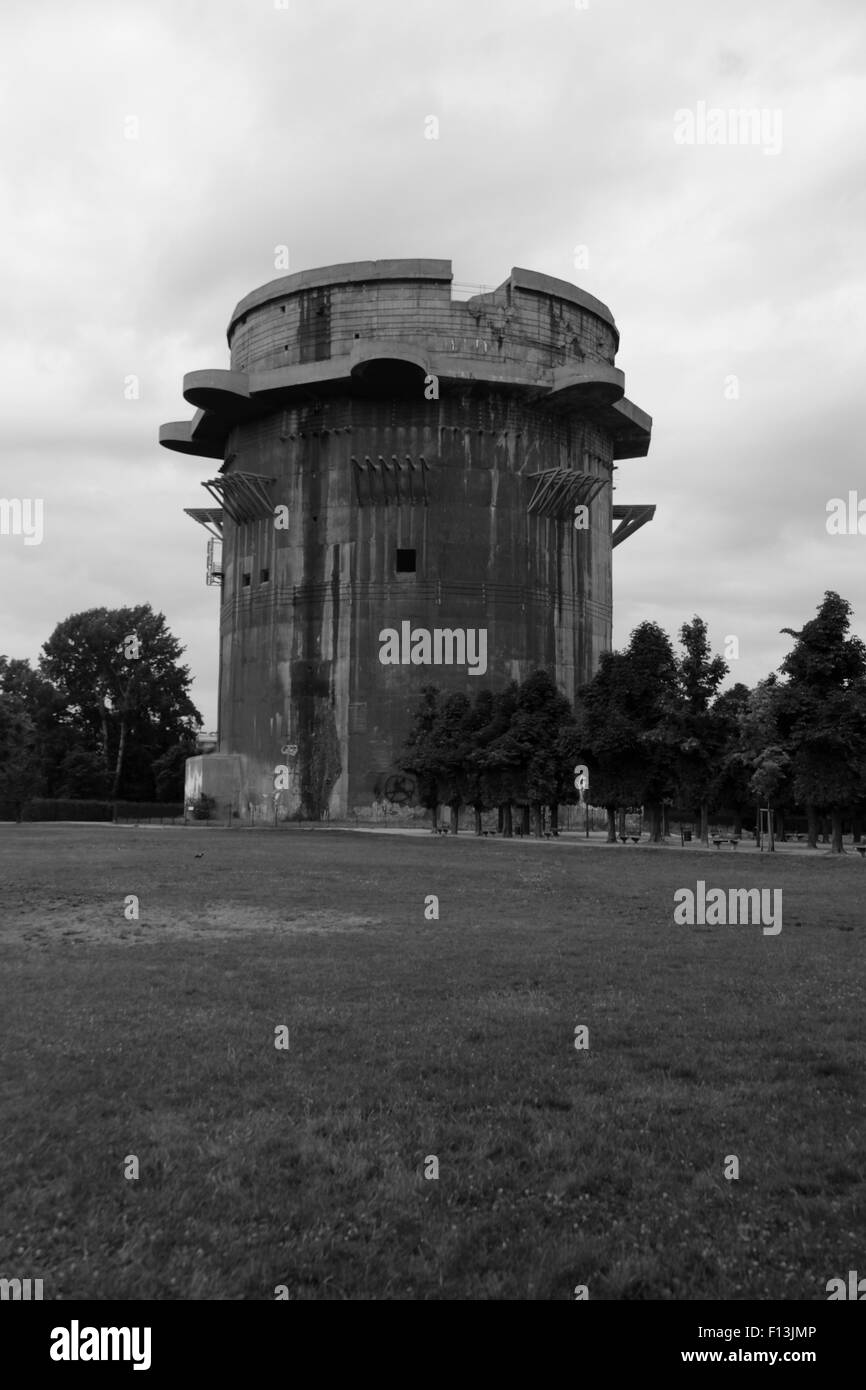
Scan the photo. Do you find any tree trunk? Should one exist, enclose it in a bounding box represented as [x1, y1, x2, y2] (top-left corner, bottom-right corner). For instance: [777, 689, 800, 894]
[732, 809, 742, 837]
[498, 804, 504, 833]
[449, 801, 459, 835]
[618, 808, 626, 840]
[474, 805, 482, 836]
[111, 717, 127, 801]
[550, 803, 559, 836]
[521, 804, 531, 837]
[648, 803, 664, 843]
[502, 803, 513, 838]
[531, 801, 542, 838]
[831, 807, 844, 853]
[806, 804, 818, 848]
[768, 804, 775, 852]
[852, 814, 862, 846]
[699, 801, 709, 846]
[606, 805, 617, 843]
[100, 704, 111, 773]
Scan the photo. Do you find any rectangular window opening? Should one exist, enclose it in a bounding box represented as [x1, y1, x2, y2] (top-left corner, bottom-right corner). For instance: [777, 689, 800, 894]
[260, 568, 270, 583]
[396, 548, 416, 573]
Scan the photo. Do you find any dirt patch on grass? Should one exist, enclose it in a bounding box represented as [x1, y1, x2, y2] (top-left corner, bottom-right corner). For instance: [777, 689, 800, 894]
[0, 900, 382, 948]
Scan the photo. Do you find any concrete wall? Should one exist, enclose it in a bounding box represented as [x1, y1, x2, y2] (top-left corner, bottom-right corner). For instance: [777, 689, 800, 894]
[218, 392, 613, 817]
[228, 263, 618, 377]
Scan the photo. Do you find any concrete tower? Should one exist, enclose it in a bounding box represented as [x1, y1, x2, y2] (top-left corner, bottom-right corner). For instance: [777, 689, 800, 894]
[160, 260, 654, 821]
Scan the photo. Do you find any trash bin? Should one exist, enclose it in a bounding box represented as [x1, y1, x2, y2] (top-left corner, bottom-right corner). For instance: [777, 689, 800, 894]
[683, 830, 692, 842]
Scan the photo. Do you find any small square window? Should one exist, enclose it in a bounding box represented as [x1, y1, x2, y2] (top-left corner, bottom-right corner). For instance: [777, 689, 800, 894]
[396, 548, 416, 573]
[260, 568, 270, 583]
[242, 573, 251, 587]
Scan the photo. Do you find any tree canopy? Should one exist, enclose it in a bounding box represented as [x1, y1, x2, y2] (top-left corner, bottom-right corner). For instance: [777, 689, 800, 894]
[399, 591, 866, 852]
[1, 604, 201, 807]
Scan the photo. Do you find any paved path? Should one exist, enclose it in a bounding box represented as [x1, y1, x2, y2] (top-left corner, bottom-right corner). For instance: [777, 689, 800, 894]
[334, 825, 858, 858]
[65, 819, 861, 859]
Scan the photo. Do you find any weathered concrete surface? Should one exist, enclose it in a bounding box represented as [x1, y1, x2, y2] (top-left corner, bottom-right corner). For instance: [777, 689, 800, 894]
[162, 261, 654, 821]
[184, 753, 244, 814]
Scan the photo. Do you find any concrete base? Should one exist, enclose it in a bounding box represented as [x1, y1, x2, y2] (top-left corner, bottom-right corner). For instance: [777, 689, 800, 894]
[184, 754, 245, 821]
[185, 751, 439, 824]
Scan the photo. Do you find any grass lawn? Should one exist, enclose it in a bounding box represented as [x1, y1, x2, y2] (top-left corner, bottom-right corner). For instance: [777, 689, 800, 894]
[0, 823, 863, 1300]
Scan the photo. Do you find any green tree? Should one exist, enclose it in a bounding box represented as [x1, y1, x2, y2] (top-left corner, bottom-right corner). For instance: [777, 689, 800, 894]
[776, 592, 866, 853]
[431, 691, 473, 833]
[56, 748, 112, 799]
[151, 741, 197, 802]
[40, 606, 201, 801]
[668, 617, 728, 845]
[552, 720, 583, 834]
[734, 677, 792, 851]
[578, 623, 678, 843]
[575, 654, 639, 841]
[461, 688, 496, 834]
[0, 699, 40, 820]
[470, 680, 521, 836]
[402, 686, 443, 826]
[0, 655, 80, 795]
[707, 683, 755, 835]
[510, 671, 576, 837]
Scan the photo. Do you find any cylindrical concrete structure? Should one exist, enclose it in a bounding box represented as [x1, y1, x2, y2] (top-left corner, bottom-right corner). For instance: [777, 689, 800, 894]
[162, 260, 653, 819]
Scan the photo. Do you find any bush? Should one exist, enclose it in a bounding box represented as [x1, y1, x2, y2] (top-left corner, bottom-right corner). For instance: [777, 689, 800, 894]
[189, 794, 216, 821]
[19, 798, 113, 822]
[113, 801, 185, 822]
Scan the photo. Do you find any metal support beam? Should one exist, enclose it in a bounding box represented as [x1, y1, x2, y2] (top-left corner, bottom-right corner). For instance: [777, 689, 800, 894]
[612, 503, 656, 548]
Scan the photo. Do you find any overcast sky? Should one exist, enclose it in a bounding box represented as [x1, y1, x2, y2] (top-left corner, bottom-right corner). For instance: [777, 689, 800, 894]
[1, 0, 864, 730]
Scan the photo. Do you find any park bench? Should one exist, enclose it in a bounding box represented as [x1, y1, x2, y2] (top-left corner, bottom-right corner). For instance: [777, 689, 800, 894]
[712, 836, 740, 849]
[856, 845, 866, 858]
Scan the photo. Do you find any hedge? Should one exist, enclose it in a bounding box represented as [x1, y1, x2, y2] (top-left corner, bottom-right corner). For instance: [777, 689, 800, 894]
[0, 799, 184, 822]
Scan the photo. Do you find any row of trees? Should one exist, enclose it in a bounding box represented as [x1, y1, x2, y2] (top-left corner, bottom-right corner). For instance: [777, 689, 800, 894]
[403, 671, 579, 837]
[402, 592, 866, 853]
[0, 605, 201, 815]
[5, 589, 863, 851]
